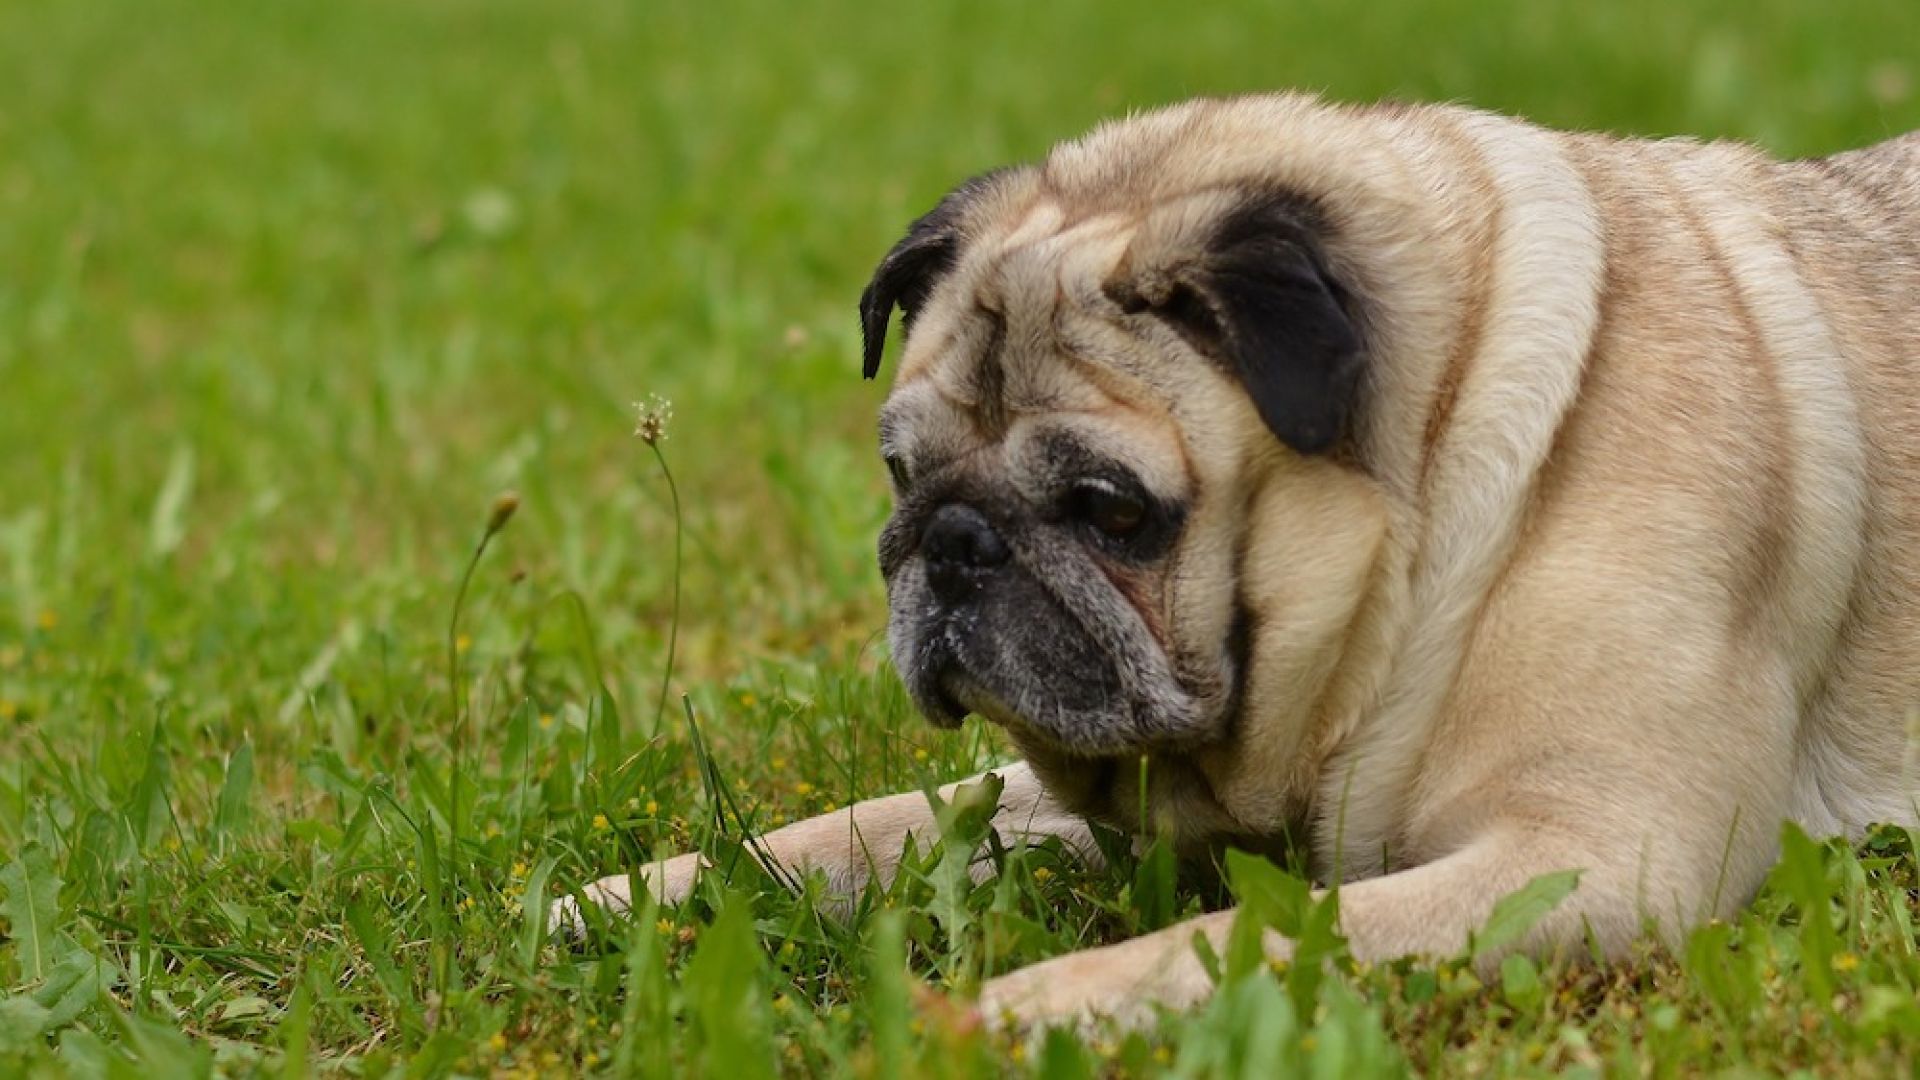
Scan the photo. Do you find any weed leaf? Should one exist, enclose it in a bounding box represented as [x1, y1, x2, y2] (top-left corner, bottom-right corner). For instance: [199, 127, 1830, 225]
[1, 844, 62, 982]
[1470, 869, 1581, 962]
[214, 739, 255, 849]
[34, 947, 115, 1030]
[147, 443, 195, 559]
[928, 771, 1004, 965]
[518, 854, 559, 968]
[0, 996, 52, 1052]
[867, 911, 911, 1078]
[684, 896, 775, 1079]
[125, 721, 174, 853]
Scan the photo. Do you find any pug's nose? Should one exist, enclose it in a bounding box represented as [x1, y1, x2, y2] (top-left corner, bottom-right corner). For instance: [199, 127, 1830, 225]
[922, 504, 1009, 602]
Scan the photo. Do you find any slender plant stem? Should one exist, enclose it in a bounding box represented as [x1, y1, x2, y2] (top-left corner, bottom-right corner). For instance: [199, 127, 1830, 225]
[447, 525, 501, 856]
[649, 442, 683, 736]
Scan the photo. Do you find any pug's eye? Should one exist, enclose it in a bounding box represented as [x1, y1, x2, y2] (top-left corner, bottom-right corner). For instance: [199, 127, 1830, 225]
[884, 453, 912, 492]
[1065, 477, 1149, 540]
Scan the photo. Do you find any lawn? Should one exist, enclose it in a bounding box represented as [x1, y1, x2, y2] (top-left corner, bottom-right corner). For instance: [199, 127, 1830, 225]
[2, 0, 1918, 1075]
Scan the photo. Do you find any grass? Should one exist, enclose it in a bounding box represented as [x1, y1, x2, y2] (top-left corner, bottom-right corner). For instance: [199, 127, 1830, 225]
[1, 0, 1918, 1074]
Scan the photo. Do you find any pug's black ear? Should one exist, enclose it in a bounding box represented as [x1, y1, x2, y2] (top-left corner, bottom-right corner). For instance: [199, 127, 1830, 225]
[859, 171, 1005, 380]
[1109, 195, 1364, 454]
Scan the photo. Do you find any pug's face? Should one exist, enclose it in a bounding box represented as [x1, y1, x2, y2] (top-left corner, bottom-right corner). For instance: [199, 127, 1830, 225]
[875, 372, 1207, 755]
[861, 154, 1383, 827]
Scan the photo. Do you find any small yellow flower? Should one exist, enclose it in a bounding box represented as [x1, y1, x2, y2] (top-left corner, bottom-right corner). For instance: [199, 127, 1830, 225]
[35, 610, 57, 631]
[1010, 1043, 1027, 1064]
[821, 800, 838, 813]
[1835, 952, 1861, 973]
[592, 813, 610, 831]
[644, 800, 658, 815]
[770, 756, 787, 771]
[1152, 1045, 1172, 1064]
[484, 821, 501, 838]
[734, 777, 748, 790]
[456, 633, 473, 653]
[459, 896, 476, 911]
[1032, 867, 1054, 884]
[794, 781, 814, 797]
[772, 813, 788, 826]
[511, 860, 530, 879]
[487, 1032, 507, 1053]
[740, 692, 757, 707]
[772, 995, 791, 1013]
[913, 748, 929, 763]
[583, 1052, 600, 1067]
[539, 713, 555, 730]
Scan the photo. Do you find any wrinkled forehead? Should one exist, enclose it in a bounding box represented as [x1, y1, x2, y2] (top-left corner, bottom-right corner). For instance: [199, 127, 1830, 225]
[892, 200, 1137, 398]
[875, 198, 1197, 494]
[879, 376, 1191, 501]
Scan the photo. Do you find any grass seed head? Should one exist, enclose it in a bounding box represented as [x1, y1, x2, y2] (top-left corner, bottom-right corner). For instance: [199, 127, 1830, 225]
[633, 393, 674, 445]
[486, 490, 521, 533]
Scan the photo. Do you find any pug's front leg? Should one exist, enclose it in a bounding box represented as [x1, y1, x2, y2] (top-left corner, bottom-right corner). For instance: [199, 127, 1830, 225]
[977, 829, 1615, 1031]
[977, 908, 1246, 1032]
[551, 760, 1095, 933]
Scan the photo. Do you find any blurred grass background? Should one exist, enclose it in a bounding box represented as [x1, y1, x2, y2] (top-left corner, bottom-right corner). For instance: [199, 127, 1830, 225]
[1, 0, 1917, 1074]
[3, 0, 1915, 688]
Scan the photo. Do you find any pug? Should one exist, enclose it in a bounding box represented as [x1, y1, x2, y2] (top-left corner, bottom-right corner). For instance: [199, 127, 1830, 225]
[557, 93, 1920, 1029]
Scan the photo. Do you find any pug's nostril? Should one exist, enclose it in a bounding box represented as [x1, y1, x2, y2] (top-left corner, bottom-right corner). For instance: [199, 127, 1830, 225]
[922, 504, 1008, 600]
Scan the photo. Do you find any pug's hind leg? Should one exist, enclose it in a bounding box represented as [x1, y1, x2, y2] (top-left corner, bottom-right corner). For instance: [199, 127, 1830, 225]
[551, 760, 1098, 935]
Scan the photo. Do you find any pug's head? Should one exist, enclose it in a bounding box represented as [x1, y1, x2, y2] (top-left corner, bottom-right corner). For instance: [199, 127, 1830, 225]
[862, 113, 1391, 830]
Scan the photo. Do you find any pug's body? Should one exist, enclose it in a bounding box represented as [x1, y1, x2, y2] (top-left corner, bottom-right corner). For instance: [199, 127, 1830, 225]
[560, 95, 1920, 1026]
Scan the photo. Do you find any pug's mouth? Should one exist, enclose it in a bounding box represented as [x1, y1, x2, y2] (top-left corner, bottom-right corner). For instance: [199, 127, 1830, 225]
[930, 668, 989, 726]
[926, 663, 1095, 758]
[905, 622, 1028, 731]
[902, 616, 1208, 760]
[933, 666, 1023, 728]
